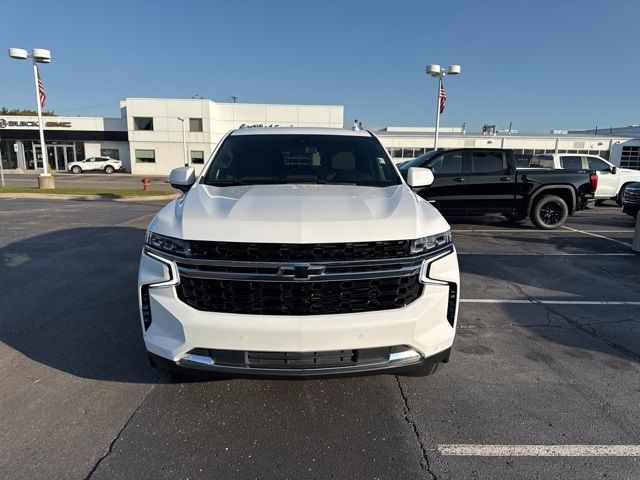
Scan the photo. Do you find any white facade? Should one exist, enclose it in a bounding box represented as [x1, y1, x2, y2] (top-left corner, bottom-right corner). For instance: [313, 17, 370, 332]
[2, 96, 638, 174]
[376, 130, 635, 168]
[122, 98, 344, 175]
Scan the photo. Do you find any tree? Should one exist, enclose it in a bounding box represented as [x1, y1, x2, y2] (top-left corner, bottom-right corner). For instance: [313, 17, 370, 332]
[0, 107, 56, 116]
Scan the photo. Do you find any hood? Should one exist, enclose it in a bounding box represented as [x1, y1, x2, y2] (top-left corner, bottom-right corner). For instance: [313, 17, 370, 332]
[149, 183, 450, 243]
[618, 168, 640, 176]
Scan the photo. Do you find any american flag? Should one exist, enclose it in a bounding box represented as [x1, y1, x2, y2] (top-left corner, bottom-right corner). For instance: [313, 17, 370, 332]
[439, 82, 447, 114]
[37, 66, 47, 109]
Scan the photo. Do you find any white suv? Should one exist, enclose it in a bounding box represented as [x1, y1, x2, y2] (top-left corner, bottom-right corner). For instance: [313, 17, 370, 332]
[531, 153, 640, 204]
[68, 156, 122, 174]
[138, 128, 459, 379]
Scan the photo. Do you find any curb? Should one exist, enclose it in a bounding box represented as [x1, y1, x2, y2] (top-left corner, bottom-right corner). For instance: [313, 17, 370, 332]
[0, 193, 178, 202]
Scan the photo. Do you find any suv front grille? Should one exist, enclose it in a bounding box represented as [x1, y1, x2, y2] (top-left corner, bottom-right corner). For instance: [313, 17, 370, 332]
[187, 240, 411, 262]
[177, 274, 423, 315]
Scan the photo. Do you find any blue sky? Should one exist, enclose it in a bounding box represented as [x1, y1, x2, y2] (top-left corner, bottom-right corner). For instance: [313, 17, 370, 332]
[1, 0, 638, 132]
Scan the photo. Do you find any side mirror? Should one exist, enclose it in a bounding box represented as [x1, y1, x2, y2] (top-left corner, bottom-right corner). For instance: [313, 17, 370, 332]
[611, 166, 617, 174]
[407, 167, 434, 188]
[169, 166, 196, 193]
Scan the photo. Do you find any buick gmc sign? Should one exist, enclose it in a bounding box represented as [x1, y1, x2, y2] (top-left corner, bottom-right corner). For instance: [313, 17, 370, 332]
[0, 118, 72, 128]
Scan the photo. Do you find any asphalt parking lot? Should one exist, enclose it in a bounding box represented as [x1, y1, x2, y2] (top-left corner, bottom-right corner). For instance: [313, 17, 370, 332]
[2, 172, 173, 192]
[1, 198, 639, 480]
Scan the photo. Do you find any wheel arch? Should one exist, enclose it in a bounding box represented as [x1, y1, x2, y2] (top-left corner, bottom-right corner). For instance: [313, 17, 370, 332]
[527, 186, 576, 214]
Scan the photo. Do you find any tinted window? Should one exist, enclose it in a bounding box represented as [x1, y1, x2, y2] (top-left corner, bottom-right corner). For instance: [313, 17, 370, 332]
[133, 117, 154, 131]
[189, 118, 203, 132]
[429, 152, 463, 174]
[560, 156, 583, 170]
[514, 154, 533, 168]
[204, 134, 401, 187]
[398, 150, 439, 171]
[530, 155, 554, 168]
[471, 151, 506, 174]
[587, 157, 610, 171]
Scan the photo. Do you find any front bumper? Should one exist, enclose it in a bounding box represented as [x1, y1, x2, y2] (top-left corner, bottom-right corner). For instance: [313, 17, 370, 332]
[622, 202, 640, 218]
[138, 246, 460, 376]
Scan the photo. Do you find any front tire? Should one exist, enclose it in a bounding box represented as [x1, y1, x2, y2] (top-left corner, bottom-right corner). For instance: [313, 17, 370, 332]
[530, 195, 568, 229]
[104, 165, 115, 174]
[71, 165, 82, 174]
[616, 184, 629, 207]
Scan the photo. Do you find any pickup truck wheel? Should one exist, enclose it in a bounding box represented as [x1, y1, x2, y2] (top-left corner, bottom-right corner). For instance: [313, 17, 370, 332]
[104, 165, 115, 174]
[503, 212, 527, 222]
[530, 195, 568, 229]
[616, 184, 629, 207]
[71, 165, 82, 174]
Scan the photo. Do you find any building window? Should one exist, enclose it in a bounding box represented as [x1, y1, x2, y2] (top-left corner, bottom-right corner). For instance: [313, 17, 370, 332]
[191, 150, 205, 164]
[620, 146, 640, 169]
[100, 148, 120, 160]
[134, 117, 154, 131]
[135, 149, 156, 163]
[189, 118, 203, 132]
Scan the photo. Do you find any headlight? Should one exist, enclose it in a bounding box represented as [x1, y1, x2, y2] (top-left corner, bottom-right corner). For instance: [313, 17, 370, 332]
[145, 231, 191, 256]
[410, 230, 452, 254]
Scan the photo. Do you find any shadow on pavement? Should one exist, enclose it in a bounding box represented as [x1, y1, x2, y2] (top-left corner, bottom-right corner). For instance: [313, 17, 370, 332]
[0, 226, 157, 383]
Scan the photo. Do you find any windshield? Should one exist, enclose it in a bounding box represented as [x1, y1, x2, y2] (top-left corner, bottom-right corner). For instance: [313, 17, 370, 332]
[397, 150, 440, 170]
[202, 134, 401, 187]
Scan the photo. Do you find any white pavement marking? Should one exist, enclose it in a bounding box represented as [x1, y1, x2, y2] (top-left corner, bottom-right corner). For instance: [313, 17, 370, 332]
[561, 226, 633, 247]
[437, 444, 640, 457]
[457, 252, 635, 256]
[453, 229, 633, 233]
[460, 299, 640, 305]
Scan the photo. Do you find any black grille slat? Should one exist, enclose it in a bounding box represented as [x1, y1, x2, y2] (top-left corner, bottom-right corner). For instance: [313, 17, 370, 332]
[187, 240, 411, 262]
[177, 274, 423, 315]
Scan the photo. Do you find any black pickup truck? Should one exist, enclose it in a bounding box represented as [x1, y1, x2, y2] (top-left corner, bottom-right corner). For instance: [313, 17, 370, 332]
[398, 148, 597, 229]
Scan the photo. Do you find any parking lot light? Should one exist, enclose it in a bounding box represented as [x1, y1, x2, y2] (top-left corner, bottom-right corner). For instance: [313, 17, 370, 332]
[8, 47, 55, 188]
[425, 64, 461, 150]
[177, 118, 188, 167]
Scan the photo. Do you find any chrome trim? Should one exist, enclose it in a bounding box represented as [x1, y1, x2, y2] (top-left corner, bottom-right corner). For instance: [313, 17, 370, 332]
[144, 244, 453, 283]
[179, 353, 214, 367]
[144, 250, 181, 288]
[419, 248, 455, 285]
[177, 263, 422, 282]
[143, 245, 453, 269]
[175, 348, 424, 372]
[389, 349, 421, 361]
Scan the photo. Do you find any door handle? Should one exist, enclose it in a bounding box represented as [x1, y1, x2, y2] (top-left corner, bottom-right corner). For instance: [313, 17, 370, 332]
[453, 177, 466, 182]
[500, 176, 511, 181]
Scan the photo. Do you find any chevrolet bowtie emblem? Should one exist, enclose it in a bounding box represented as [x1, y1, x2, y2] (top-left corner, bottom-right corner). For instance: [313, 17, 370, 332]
[277, 263, 326, 280]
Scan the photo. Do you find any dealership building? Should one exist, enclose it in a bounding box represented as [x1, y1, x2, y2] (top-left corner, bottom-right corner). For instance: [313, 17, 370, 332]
[1, 97, 639, 174]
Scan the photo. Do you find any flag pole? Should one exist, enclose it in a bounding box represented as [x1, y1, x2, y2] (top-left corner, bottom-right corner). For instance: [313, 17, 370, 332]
[33, 59, 49, 176]
[434, 74, 442, 150]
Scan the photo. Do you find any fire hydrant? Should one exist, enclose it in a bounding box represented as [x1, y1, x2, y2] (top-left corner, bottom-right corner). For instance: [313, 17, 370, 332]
[141, 176, 151, 191]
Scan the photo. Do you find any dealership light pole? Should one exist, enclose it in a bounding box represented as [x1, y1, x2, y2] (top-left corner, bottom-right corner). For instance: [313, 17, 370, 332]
[425, 64, 461, 150]
[8, 47, 55, 188]
[177, 117, 188, 166]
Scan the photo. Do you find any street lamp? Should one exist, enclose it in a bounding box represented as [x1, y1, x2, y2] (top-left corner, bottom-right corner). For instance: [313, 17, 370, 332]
[425, 64, 461, 150]
[177, 118, 188, 166]
[9, 47, 55, 188]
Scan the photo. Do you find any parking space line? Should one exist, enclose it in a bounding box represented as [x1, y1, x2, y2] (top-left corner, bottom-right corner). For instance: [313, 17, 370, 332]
[460, 299, 640, 305]
[561, 226, 632, 247]
[453, 229, 633, 233]
[457, 252, 635, 256]
[437, 444, 640, 457]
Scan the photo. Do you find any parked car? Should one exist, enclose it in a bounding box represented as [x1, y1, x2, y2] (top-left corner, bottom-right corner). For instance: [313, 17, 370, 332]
[398, 148, 597, 229]
[139, 128, 460, 380]
[67, 156, 122, 174]
[528, 153, 640, 205]
[622, 182, 640, 218]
